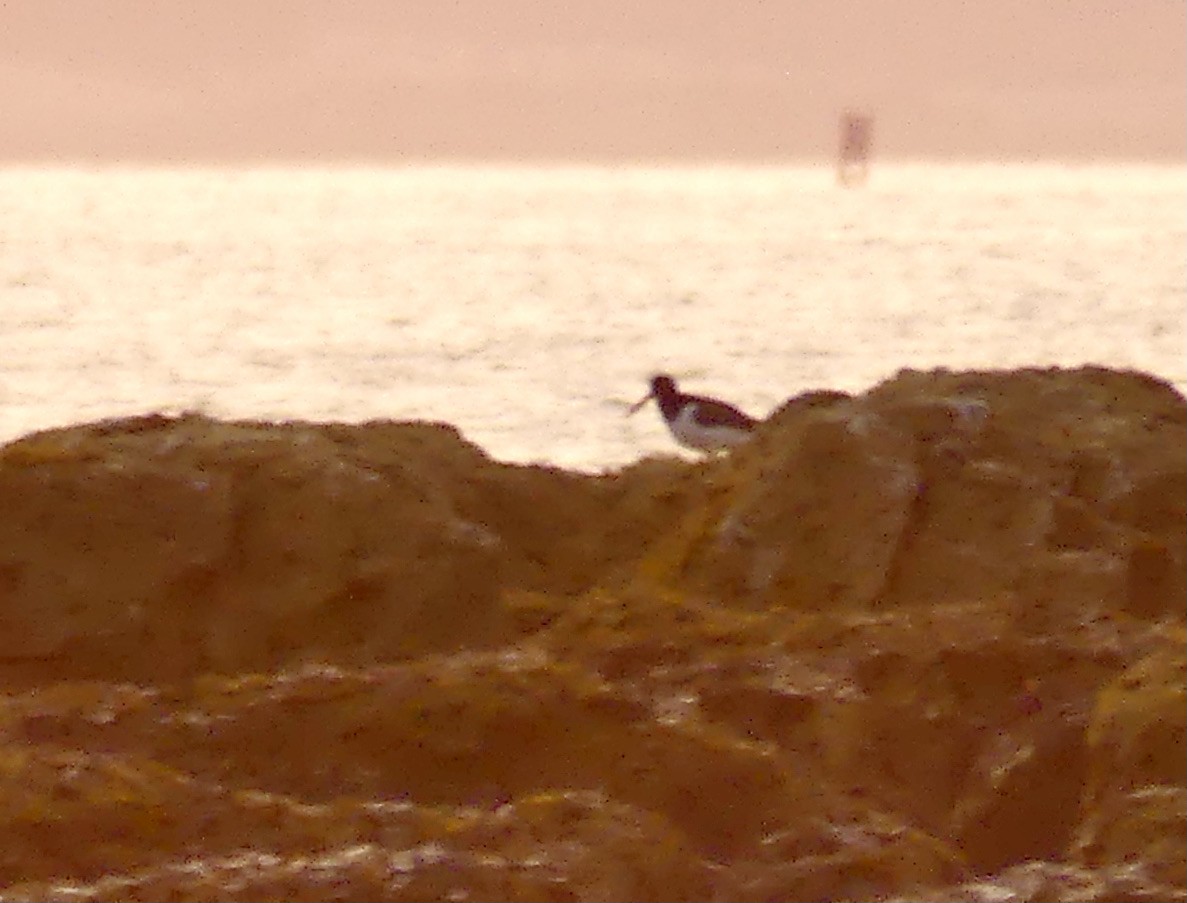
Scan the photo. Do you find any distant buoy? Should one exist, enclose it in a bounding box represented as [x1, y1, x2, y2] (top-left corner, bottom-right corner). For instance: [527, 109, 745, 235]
[838, 112, 873, 187]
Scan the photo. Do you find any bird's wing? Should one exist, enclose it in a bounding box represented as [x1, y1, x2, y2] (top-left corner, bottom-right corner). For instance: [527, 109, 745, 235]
[688, 395, 756, 429]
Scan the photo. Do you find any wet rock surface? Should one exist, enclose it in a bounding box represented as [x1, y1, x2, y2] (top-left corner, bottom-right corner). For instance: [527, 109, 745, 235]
[0, 366, 1183, 901]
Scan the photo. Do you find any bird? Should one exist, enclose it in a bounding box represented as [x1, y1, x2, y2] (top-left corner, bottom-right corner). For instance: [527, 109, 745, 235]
[628, 374, 757, 452]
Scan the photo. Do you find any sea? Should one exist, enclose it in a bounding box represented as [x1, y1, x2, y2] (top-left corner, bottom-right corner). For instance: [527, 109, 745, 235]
[0, 162, 1183, 472]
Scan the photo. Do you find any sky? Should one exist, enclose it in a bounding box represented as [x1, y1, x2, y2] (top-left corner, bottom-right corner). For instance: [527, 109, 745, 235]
[1, 1, 1184, 163]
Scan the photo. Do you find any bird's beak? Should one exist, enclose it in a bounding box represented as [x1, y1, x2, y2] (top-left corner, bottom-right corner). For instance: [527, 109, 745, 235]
[627, 392, 652, 415]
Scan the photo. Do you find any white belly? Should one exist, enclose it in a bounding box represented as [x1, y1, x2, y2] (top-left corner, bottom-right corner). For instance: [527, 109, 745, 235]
[668, 404, 752, 452]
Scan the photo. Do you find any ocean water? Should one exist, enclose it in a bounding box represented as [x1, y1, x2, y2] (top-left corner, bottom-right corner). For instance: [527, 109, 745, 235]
[0, 163, 1183, 471]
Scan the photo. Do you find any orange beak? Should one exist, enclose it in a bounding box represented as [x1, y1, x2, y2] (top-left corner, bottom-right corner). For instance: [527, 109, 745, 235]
[627, 391, 652, 415]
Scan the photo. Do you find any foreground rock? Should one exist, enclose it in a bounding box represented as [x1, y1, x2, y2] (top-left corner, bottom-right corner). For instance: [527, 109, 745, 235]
[0, 366, 1183, 901]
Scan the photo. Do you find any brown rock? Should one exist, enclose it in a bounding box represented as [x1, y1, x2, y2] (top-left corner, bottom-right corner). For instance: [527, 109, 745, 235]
[0, 365, 1183, 901]
[0, 415, 619, 682]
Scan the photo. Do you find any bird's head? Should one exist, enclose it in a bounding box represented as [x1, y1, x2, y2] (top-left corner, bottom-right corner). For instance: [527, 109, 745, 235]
[628, 374, 678, 415]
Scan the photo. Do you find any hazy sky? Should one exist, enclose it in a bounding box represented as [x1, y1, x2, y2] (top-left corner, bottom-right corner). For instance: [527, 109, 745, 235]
[2, 1, 1184, 163]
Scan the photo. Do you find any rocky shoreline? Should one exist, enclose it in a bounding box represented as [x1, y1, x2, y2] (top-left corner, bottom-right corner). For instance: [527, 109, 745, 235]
[1, 365, 1183, 901]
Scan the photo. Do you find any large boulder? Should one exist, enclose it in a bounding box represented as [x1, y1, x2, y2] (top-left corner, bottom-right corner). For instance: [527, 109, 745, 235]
[0, 416, 613, 680]
[672, 366, 1185, 624]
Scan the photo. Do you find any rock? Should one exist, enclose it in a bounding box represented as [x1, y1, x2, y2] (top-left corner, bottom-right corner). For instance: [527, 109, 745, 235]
[1073, 630, 1187, 888]
[668, 366, 1187, 623]
[0, 415, 637, 680]
[0, 365, 1183, 901]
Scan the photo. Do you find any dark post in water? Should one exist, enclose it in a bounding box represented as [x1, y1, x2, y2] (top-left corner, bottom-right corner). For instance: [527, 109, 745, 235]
[837, 112, 873, 187]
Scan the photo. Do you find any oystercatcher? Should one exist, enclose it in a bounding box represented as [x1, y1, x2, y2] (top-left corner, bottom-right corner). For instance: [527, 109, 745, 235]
[628, 374, 757, 452]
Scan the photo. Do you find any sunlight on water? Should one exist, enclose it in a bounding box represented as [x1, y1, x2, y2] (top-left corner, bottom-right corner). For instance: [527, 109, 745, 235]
[0, 163, 1182, 470]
